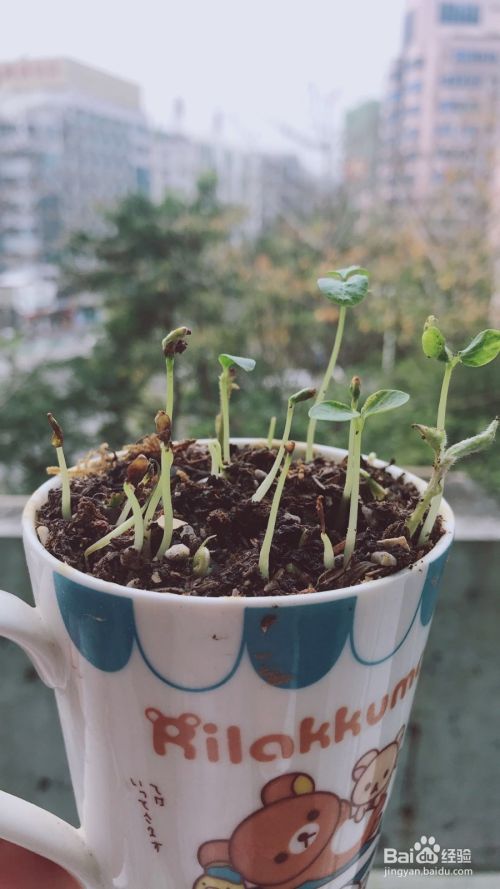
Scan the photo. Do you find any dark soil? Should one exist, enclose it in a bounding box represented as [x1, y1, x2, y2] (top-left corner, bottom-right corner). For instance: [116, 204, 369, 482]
[36, 439, 443, 597]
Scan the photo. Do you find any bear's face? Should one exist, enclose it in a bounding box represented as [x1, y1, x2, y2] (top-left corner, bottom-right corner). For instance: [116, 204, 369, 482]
[230, 790, 341, 887]
[351, 727, 405, 809]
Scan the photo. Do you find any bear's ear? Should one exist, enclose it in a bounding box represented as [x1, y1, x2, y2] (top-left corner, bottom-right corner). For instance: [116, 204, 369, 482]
[261, 773, 315, 805]
[198, 840, 231, 868]
[352, 749, 378, 781]
[396, 725, 406, 747]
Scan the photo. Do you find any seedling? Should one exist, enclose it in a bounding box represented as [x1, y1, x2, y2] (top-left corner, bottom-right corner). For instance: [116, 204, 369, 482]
[123, 481, 144, 552]
[406, 419, 498, 541]
[360, 469, 387, 500]
[218, 354, 256, 464]
[84, 513, 137, 561]
[154, 410, 174, 559]
[309, 386, 409, 565]
[193, 536, 216, 578]
[115, 454, 150, 526]
[259, 442, 295, 580]
[407, 319, 500, 541]
[253, 388, 316, 503]
[316, 495, 334, 570]
[208, 439, 223, 477]
[161, 326, 191, 427]
[85, 456, 151, 560]
[340, 376, 361, 520]
[47, 413, 71, 520]
[266, 416, 277, 448]
[306, 266, 369, 462]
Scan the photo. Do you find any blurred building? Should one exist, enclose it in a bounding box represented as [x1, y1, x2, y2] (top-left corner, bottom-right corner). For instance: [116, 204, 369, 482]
[379, 0, 500, 204]
[150, 127, 314, 238]
[0, 58, 150, 269]
[342, 100, 380, 208]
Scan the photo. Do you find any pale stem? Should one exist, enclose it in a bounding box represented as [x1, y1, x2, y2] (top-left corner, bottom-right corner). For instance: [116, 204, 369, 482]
[166, 356, 175, 422]
[342, 419, 357, 505]
[84, 515, 136, 560]
[219, 369, 231, 464]
[344, 419, 363, 566]
[208, 439, 222, 476]
[405, 464, 444, 538]
[415, 359, 455, 539]
[143, 481, 163, 540]
[321, 532, 335, 570]
[156, 446, 174, 558]
[259, 449, 294, 580]
[418, 490, 443, 544]
[253, 403, 294, 502]
[115, 499, 131, 528]
[124, 483, 144, 552]
[56, 446, 72, 520]
[267, 416, 277, 448]
[437, 361, 454, 431]
[306, 305, 347, 462]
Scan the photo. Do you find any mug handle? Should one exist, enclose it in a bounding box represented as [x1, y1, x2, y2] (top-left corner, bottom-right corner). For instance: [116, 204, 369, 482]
[0, 589, 103, 889]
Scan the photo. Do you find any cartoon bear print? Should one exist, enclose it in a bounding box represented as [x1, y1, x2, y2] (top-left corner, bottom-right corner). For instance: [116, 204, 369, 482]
[193, 839, 245, 889]
[194, 772, 379, 889]
[350, 725, 406, 824]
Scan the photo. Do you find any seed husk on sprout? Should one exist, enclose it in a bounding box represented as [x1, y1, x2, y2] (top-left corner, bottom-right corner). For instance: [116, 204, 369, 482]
[161, 326, 191, 430]
[47, 413, 71, 520]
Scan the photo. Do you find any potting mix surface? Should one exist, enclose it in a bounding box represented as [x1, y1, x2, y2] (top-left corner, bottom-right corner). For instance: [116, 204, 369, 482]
[36, 439, 443, 596]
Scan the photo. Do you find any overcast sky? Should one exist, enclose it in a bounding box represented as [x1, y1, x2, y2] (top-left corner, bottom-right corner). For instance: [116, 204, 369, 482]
[0, 0, 406, 157]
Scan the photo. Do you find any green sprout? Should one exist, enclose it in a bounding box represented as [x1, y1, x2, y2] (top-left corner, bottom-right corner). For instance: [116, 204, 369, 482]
[340, 376, 361, 521]
[85, 456, 151, 560]
[406, 419, 498, 542]
[208, 439, 223, 477]
[266, 415, 277, 448]
[47, 413, 71, 520]
[154, 410, 174, 559]
[193, 536, 216, 578]
[218, 354, 256, 464]
[359, 469, 387, 501]
[253, 388, 316, 503]
[309, 386, 409, 565]
[162, 326, 191, 426]
[316, 495, 334, 570]
[115, 454, 150, 527]
[84, 513, 137, 561]
[406, 320, 500, 542]
[259, 442, 295, 580]
[123, 481, 144, 552]
[306, 266, 370, 462]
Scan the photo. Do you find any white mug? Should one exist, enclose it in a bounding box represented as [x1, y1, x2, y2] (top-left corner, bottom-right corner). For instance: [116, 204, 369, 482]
[0, 443, 454, 889]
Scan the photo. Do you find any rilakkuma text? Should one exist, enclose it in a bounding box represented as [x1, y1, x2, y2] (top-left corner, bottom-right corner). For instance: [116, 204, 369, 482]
[145, 660, 421, 763]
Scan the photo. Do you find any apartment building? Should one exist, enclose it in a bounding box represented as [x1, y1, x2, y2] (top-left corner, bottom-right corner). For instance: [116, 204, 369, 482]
[0, 58, 150, 268]
[379, 0, 500, 203]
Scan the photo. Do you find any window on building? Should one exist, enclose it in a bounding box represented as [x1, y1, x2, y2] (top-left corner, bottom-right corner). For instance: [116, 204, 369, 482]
[441, 74, 482, 86]
[439, 99, 478, 111]
[439, 4, 480, 23]
[455, 49, 498, 63]
[404, 10, 415, 45]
